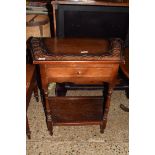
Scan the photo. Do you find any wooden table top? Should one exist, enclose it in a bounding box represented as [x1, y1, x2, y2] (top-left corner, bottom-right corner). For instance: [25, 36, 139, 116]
[30, 37, 123, 63]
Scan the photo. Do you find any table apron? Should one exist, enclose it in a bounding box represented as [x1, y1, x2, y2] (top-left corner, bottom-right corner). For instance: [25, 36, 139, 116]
[39, 63, 119, 85]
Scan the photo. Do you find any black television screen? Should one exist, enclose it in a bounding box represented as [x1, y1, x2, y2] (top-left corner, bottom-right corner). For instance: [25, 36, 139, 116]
[56, 5, 129, 40]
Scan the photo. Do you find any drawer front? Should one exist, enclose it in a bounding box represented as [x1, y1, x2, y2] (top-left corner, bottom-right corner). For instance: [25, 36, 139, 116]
[47, 67, 112, 77]
[46, 67, 114, 83]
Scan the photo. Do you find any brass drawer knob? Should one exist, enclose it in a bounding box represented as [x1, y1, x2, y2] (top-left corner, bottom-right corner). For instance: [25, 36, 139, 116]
[77, 71, 82, 75]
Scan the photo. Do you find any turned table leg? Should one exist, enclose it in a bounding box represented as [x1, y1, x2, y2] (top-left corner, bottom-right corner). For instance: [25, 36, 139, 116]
[44, 91, 53, 136]
[39, 65, 53, 135]
[100, 82, 114, 133]
[35, 65, 45, 104]
[100, 123, 104, 133]
[26, 115, 31, 139]
[33, 82, 39, 102]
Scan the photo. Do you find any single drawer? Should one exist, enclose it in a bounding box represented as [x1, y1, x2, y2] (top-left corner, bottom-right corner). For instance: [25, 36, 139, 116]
[46, 67, 114, 83]
[47, 67, 112, 78]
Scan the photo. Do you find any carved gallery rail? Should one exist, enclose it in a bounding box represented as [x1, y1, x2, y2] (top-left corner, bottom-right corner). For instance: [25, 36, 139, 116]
[30, 37, 123, 135]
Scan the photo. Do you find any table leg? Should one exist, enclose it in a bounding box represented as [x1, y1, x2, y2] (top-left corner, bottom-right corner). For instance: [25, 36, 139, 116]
[100, 123, 104, 133]
[39, 65, 53, 135]
[33, 82, 39, 102]
[35, 65, 45, 109]
[44, 91, 53, 136]
[26, 115, 31, 139]
[101, 82, 115, 133]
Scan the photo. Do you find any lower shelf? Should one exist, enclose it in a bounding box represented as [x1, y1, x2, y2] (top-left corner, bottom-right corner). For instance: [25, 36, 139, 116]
[48, 96, 104, 125]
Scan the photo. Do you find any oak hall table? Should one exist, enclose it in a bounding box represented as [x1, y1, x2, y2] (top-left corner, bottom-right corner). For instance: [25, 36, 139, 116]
[30, 37, 123, 135]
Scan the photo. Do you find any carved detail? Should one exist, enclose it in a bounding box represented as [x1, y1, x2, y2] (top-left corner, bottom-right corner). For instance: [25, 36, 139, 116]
[30, 37, 123, 61]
